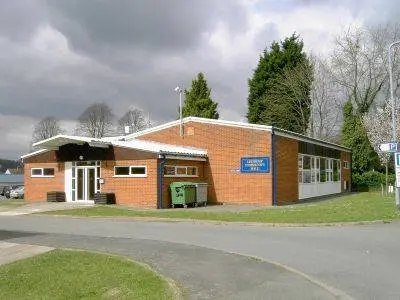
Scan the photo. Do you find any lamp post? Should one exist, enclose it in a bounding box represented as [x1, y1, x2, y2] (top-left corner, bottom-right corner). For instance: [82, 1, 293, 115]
[175, 86, 183, 137]
[389, 41, 400, 209]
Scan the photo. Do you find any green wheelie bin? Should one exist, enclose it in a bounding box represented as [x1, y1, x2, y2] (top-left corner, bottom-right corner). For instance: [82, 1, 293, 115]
[170, 182, 196, 208]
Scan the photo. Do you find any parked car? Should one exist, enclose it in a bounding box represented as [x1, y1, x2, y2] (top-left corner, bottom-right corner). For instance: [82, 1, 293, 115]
[10, 186, 24, 199]
[3, 185, 22, 199]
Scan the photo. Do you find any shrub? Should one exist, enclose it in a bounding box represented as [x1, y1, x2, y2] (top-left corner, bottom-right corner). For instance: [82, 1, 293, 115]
[352, 171, 395, 191]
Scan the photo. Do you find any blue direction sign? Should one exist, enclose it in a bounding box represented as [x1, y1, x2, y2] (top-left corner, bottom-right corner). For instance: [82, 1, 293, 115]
[396, 153, 400, 167]
[240, 157, 270, 173]
[378, 142, 400, 152]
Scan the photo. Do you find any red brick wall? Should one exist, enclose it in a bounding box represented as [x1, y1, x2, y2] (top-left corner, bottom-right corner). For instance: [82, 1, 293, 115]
[341, 151, 351, 191]
[23, 148, 160, 206]
[137, 121, 273, 205]
[24, 161, 64, 202]
[100, 158, 158, 207]
[276, 136, 299, 205]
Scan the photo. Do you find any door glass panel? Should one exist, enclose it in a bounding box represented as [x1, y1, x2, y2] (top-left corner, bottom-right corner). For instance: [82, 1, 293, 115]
[77, 169, 84, 200]
[88, 168, 95, 200]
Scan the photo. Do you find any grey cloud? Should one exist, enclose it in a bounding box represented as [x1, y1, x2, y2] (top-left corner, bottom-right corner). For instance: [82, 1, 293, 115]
[45, 0, 248, 55]
[1, 0, 399, 159]
[0, 1, 46, 41]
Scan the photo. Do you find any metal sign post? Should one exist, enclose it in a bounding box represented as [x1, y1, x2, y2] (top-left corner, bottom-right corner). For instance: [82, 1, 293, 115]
[388, 41, 400, 210]
[395, 153, 400, 188]
[380, 142, 400, 209]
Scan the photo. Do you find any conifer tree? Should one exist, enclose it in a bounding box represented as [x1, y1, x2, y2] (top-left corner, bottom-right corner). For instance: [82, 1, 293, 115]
[182, 73, 219, 119]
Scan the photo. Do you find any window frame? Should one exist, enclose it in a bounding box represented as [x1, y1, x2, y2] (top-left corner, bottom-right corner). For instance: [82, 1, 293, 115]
[299, 155, 341, 184]
[113, 165, 147, 177]
[343, 161, 349, 169]
[30, 167, 55, 178]
[164, 165, 198, 177]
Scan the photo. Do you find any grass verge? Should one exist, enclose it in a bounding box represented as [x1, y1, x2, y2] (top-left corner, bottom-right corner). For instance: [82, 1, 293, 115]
[0, 198, 25, 211]
[0, 249, 176, 300]
[43, 192, 400, 224]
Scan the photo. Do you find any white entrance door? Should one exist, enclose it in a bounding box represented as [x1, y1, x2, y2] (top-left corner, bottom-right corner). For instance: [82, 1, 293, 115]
[76, 167, 96, 201]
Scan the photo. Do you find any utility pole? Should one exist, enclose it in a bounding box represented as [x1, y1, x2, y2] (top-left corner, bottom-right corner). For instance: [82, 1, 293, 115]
[388, 41, 400, 209]
[175, 86, 183, 137]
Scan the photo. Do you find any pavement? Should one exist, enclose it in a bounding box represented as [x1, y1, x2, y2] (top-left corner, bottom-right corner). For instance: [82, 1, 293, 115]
[0, 201, 94, 216]
[0, 241, 53, 266]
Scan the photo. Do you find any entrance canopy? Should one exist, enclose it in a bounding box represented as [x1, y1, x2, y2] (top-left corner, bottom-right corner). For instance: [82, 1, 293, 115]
[25, 134, 207, 159]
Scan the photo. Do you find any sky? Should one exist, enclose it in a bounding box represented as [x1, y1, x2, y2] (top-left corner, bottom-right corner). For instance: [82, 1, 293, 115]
[0, 0, 399, 159]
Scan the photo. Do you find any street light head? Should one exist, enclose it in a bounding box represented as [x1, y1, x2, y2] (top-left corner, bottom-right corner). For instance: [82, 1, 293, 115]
[174, 86, 181, 93]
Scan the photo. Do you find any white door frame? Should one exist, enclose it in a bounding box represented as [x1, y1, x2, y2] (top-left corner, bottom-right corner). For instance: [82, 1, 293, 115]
[75, 166, 96, 201]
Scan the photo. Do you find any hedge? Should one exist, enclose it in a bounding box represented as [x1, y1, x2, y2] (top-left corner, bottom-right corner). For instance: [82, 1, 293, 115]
[352, 171, 395, 191]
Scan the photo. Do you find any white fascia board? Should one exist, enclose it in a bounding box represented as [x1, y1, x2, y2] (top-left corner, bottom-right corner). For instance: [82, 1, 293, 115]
[32, 135, 109, 149]
[274, 129, 351, 152]
[88, 142, 110, 148]
[111, 142, 159, 154]
[32, 135, 87, 147]
[164, 155, 207, 161]
[185, 117, 273, 131]
[125, 119, 181, 139]
[21, 149, 50, 159]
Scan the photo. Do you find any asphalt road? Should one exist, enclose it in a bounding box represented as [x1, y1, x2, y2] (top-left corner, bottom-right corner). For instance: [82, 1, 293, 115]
[0, 215, 399, 299]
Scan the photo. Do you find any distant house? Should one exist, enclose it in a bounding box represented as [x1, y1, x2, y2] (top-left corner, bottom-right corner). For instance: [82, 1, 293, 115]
[4, 169, 11, 175]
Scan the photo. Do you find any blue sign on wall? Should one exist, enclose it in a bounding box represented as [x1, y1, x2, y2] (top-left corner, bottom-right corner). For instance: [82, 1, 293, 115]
[240, 157, 270, 173]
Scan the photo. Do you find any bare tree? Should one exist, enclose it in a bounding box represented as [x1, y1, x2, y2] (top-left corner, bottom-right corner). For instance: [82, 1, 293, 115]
[118, 109, 146, 134]
[309, 57, 344, 141]
[76, 103, 114, 138]
[32, 116, 65, 143]
[331, 23, 400, 115]
[363, 105, 400, 189]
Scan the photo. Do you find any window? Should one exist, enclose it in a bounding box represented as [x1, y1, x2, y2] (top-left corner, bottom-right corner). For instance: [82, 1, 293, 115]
[114, 166, 147, 177]
[43, 168, 55, 176]
[187, 167, 197, 176]
[164, 166, 198, 177]
[299, 155, 341, 184]
[114, 166, 130, 176]
[343, 161, 349, 169]
[130, 166, 146, 175]
[333, 160, 341, 182]
[320, 157, 326, 182]
[176, 167, 187, 175]
[326, 159, 333, 182]
[164, 166, 175, 176]
[31, 168, 55, 177]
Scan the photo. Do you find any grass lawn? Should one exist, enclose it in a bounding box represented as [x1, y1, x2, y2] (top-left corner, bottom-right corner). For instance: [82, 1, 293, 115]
[0, 249, 176, 300]
[0, 198, 25, 211]
[44, 192, 400, 224]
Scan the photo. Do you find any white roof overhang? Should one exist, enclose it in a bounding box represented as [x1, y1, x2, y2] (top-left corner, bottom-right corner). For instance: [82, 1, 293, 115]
[25, 134, 207, 159]
[32, 135, 111, 150]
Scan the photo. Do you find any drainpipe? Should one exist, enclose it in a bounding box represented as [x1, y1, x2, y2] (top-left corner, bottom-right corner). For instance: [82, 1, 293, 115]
[271, 128, 278, 206]
[157, 154, 166, 209]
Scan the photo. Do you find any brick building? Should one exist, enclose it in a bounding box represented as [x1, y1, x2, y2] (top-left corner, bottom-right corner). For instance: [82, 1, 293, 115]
[22, 117, 351, 207]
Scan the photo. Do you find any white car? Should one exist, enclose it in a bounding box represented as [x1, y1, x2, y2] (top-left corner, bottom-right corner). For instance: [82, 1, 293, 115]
[10, 186, 24, 199]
